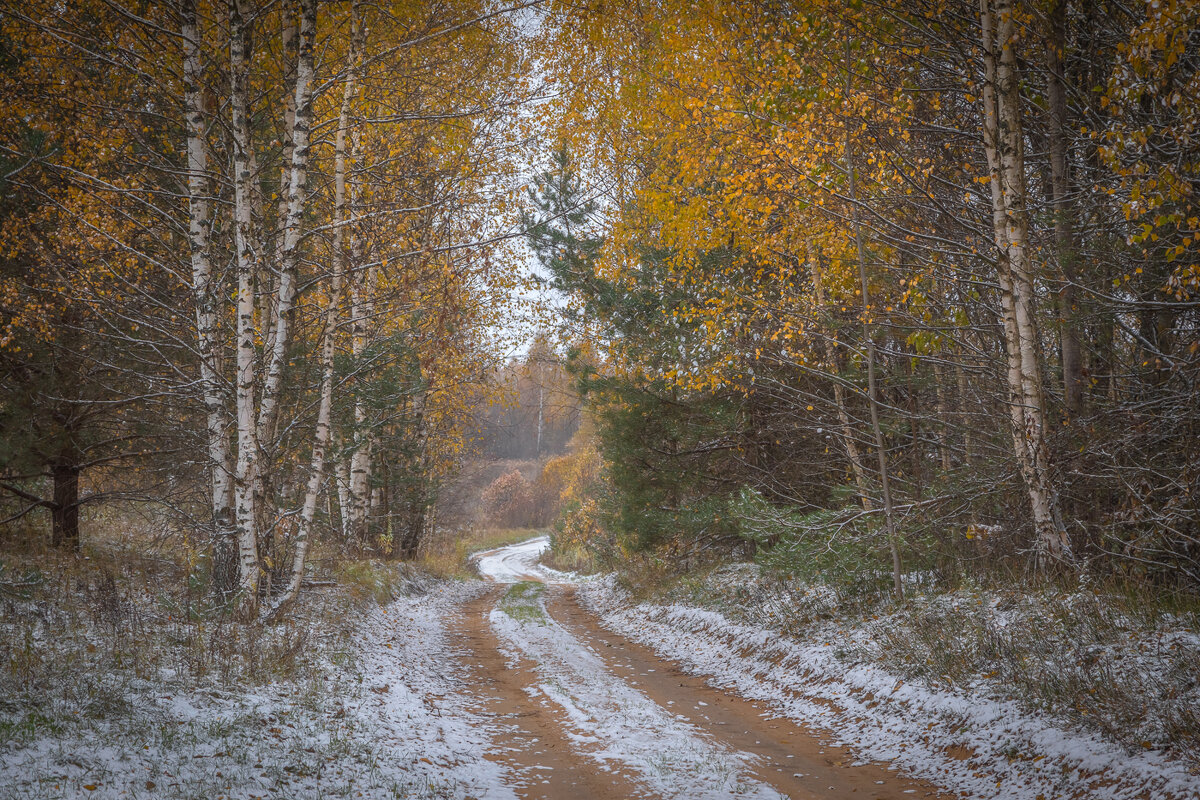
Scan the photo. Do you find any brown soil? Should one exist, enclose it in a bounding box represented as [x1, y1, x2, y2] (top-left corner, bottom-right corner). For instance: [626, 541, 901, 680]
[448, 587, 651, 799]
[545, 584, 959, 800]
[450, 575, 959, 800]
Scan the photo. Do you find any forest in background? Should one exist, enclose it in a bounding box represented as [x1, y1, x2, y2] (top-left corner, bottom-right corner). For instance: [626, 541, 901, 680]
[523, 0, 1200, 601]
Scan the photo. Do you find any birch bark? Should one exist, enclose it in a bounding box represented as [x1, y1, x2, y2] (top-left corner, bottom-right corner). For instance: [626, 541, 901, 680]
[980, 0, 1072, 562]
[336, 457, 353, 539]
[229, 0, 261, 619]
[264, 3, 364, 622]
[182, 0, 236, 597]
[258, 0, 317, 449]
[348, 165, 375, 546]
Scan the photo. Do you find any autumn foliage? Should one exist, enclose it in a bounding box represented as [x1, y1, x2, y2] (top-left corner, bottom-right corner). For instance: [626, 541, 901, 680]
[0, 0, 534, 620]
[526, 0, 1200, 591]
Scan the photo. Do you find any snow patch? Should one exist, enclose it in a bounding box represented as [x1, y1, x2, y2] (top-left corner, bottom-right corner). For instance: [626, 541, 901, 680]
[0, 581, 514, 800]
[473, 535, 586, 584]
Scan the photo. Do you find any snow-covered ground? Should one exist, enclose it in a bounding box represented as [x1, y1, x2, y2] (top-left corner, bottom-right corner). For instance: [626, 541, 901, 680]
[0, 580, 514, 800]
[10, 533, 1196, 800]
[489, 581, 783, 799]
[472, 535, 581, 584]
[580, 575, 1200, 800]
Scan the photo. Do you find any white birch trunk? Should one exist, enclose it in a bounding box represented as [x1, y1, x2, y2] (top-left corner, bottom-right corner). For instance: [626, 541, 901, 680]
[262, 3, 365, 623]
[336, 456, 353, 539]
[261, 290, 336, 622]
[258, 0, 317, 450]
[275, 0, 298, 261]
[980, 0, 1071, 562]
[229, 0, 261, 620]
[183, 0, 237, 596]
[260, 0, 298, 430]
[348, 155, 375, 545]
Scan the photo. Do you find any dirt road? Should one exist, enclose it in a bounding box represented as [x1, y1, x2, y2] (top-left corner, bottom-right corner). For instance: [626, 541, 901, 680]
[464, 537, 954, 800]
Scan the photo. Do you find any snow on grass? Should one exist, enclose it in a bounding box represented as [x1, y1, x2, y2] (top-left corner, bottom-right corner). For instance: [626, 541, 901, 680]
[489, 581, 784, 800]
[346, 580, 516, 800]
[0, 578, 513, 800]
[579, 575, 1200, 800]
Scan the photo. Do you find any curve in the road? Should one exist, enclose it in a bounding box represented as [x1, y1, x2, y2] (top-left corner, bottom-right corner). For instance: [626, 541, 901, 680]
[473, 535, 569, 584]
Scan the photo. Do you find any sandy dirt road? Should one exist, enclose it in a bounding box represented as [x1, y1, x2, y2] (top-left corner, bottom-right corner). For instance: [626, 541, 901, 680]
[465, 537, 955, 800]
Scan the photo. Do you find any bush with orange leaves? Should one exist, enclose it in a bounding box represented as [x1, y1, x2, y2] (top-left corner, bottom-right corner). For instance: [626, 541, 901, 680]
[481, 470, 538, 528]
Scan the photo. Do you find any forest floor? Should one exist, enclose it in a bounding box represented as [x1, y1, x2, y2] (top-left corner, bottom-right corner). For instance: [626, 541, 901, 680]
[4, 535, 1200, 799]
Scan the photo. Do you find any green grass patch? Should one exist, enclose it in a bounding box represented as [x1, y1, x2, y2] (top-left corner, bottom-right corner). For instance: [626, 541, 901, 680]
[499, 581, 546, 624]
[0, 711, 61, 746]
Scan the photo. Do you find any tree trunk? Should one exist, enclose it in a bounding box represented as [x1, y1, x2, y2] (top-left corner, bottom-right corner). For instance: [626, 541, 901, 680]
[261, 6, 359, 622]
[399, 493, 424, 560]
[956, 355, 973, 466]
[182, 0, 237, 598]
[399, 398, 430, 560]
[1046, 0, 1083, 418]
[933, 360, 953, 472]
[230, 0, 261, 621]
[905, 350, 924, 501]
[50, 459, 80, 551]
[980, 0, 1071, 563]
[348, 188, 375, 547]
[258, 0, 318, 450]
[845, 39, 903, 599]
[811, 253, 874, 512]
[336, 455, 353, 540]
[274, 0, 299, 270]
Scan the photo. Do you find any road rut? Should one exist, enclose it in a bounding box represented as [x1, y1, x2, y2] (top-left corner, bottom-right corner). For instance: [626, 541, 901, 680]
[464, 536, 958, 799]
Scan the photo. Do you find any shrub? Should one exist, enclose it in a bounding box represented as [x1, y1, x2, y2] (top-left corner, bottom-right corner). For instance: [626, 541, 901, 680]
[481, 470, 537, 528]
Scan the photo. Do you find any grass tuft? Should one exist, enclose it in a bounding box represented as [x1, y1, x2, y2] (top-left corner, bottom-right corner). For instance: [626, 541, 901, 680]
[499, 581, 546, 624]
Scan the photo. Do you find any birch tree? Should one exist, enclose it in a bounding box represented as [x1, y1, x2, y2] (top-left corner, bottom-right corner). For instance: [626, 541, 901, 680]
[979, 0, 1071, 562]
[181, 0, 237, 595]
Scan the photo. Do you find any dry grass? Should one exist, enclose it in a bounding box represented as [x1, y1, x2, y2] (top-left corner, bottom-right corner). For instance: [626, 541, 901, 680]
[542, 537, 601, 575]
[855, 577, 1200, 764]
[0, 506, 480, 799]
[418, 525, 546, 578]
[0, 506, 429, 752]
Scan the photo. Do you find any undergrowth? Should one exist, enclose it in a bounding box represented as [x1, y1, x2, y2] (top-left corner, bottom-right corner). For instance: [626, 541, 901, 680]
[542, 535, 600, 574]
[0, 508, 456, 798]
[0, 511, 427, 750]
[616, 555, 1200, 769]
